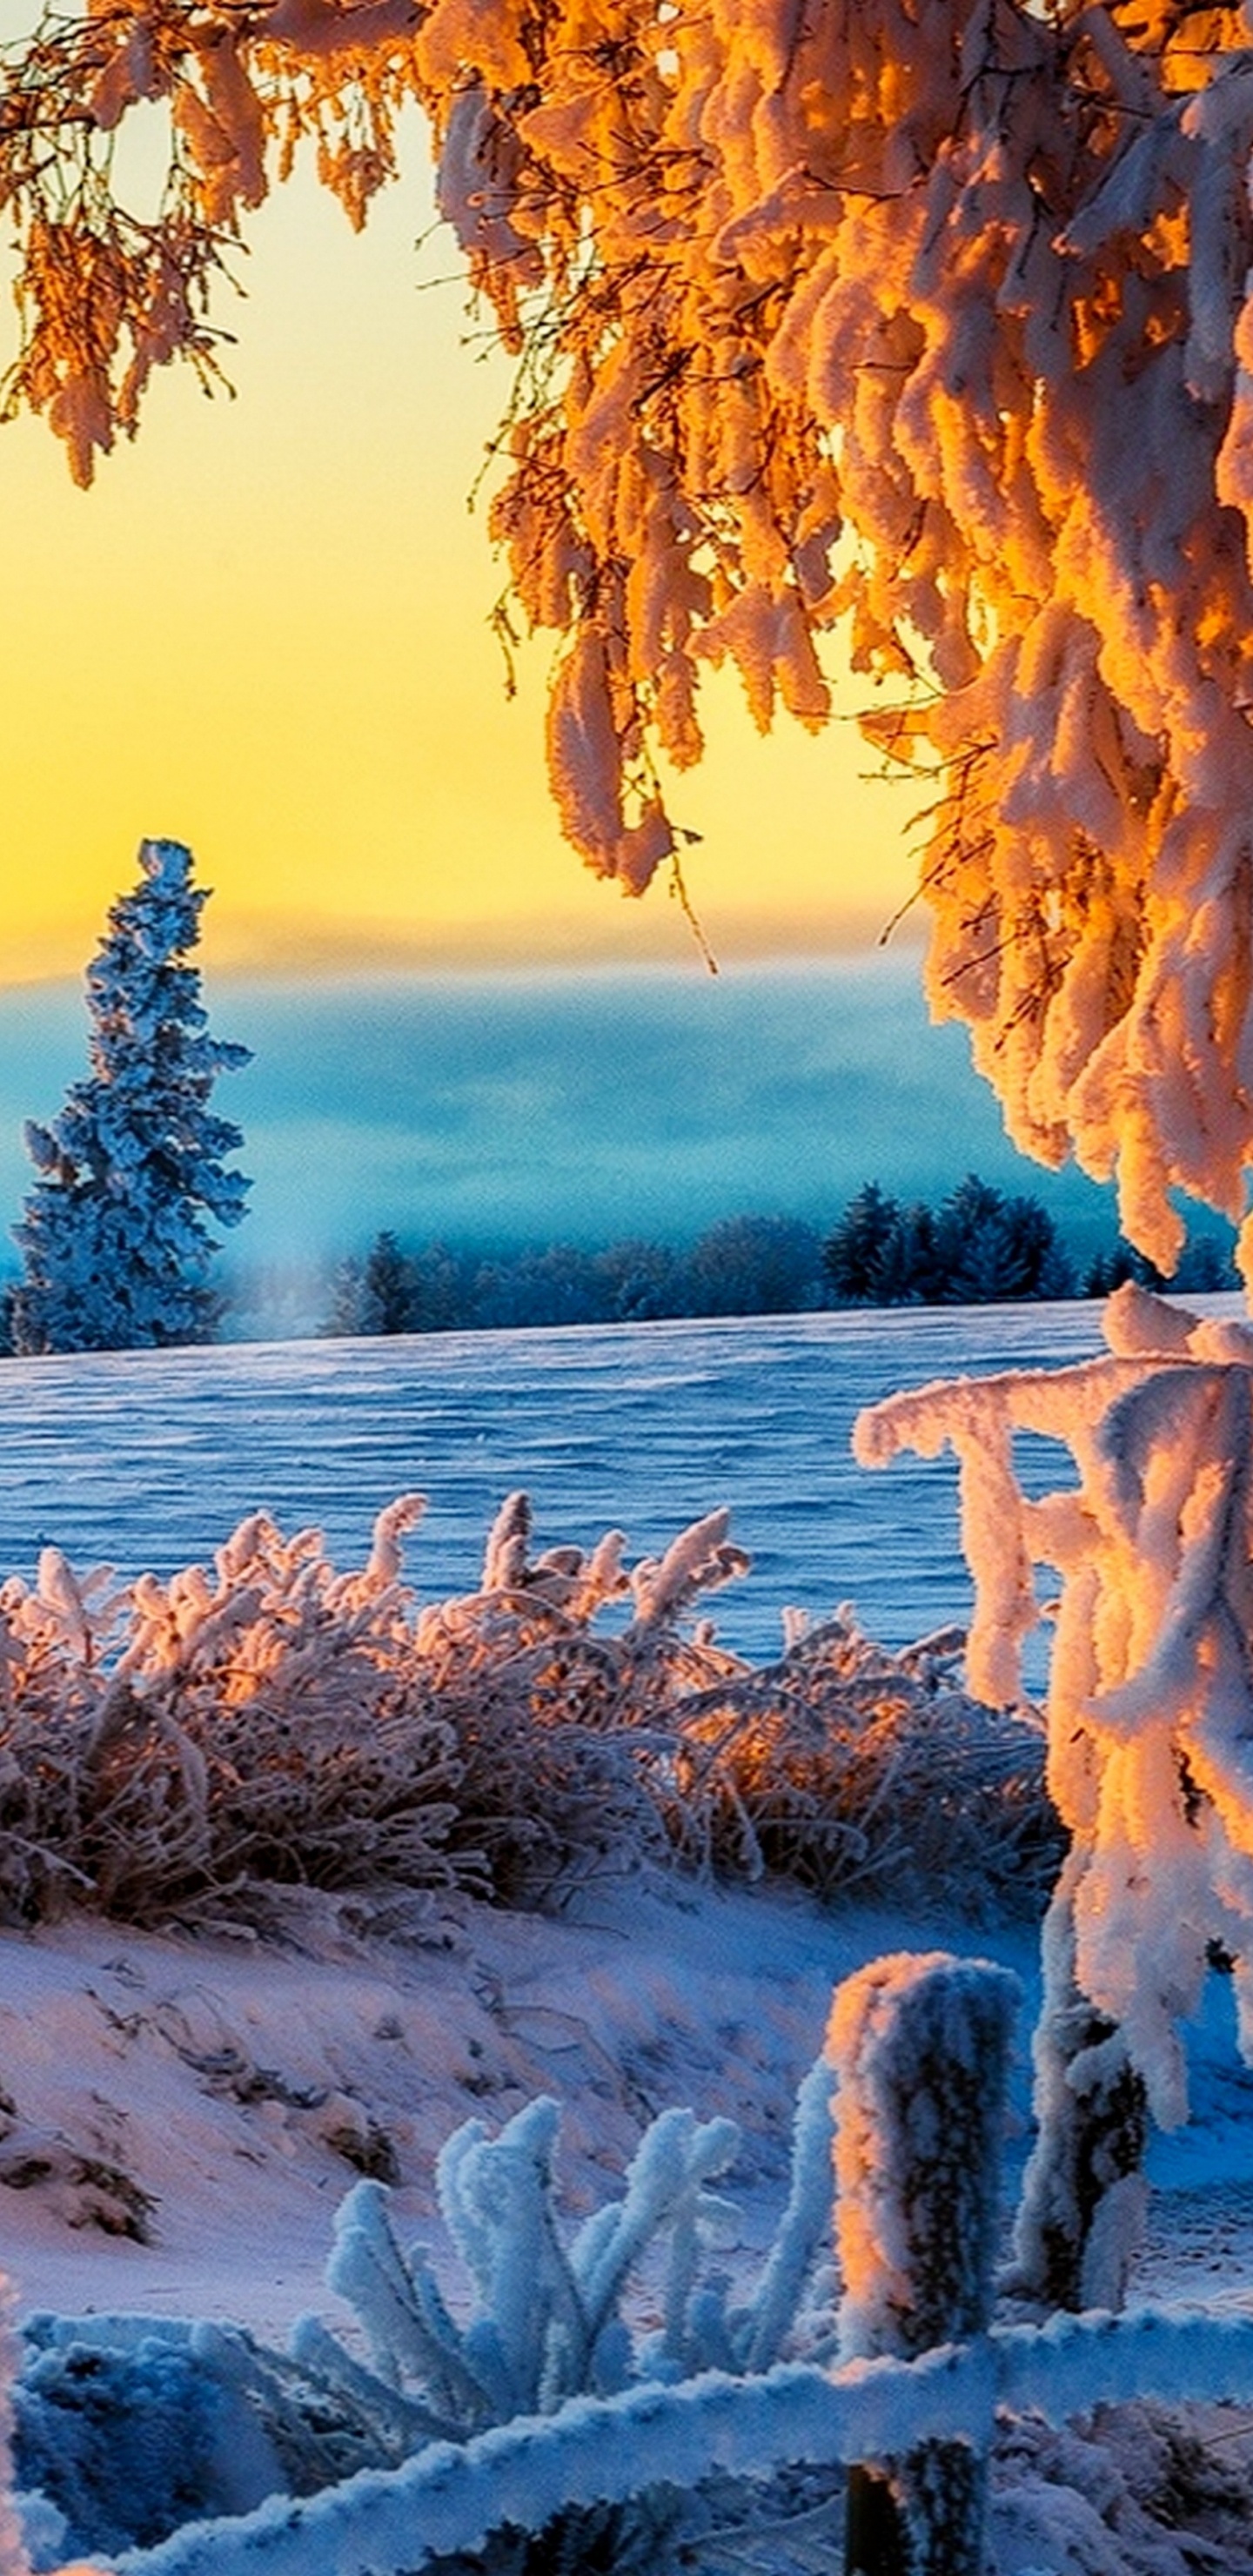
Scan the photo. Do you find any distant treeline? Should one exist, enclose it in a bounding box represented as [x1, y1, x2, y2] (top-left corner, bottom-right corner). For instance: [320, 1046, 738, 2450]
[272, 1175, 1238, 1344]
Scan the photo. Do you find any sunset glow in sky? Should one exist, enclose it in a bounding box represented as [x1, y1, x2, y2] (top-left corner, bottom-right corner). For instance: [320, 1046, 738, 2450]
[0, 120, 918, 990]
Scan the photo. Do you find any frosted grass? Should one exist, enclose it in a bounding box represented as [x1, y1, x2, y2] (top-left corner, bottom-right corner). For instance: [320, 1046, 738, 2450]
[0, 1303, 1127, 1664]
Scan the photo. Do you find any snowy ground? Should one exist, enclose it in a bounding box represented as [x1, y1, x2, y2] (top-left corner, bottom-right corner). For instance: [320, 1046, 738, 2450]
[0, 1304, 1116, 1667]
[7, 1879, 1253, 2573]
[4, 1303, 1253, 2571]
[3, 1869, 1251, 2327]
[0, 1879, 1027, 2337]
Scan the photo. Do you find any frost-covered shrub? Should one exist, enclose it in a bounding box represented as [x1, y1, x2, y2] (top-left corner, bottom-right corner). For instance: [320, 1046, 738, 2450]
[414, 1500, 1055, 1917]
[660, 1613, 1060, 1917]
[1, 2278, 32, 2576]
[3, 2069, 836, 2572]
[0, 1487, 1055, 1929]
[988, 2401, 1253, 2576]
[11, 2320, 289, 2560]
[0, 1506, 463, 1927]
[403, 1493, 682, 1910]
[306, 2056, 836, 2432]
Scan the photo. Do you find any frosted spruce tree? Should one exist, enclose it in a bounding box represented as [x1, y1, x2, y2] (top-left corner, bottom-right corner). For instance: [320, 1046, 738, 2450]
[11, 839, 251, 1354]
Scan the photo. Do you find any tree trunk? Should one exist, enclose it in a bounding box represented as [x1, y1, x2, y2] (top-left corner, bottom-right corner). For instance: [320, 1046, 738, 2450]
[1011, 1852, 1149, 2315]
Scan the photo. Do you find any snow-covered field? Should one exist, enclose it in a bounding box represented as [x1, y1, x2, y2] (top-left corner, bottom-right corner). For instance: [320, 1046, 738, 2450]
[5, 1300, 1253, 2573]
[0, 1303, 1116, 1661]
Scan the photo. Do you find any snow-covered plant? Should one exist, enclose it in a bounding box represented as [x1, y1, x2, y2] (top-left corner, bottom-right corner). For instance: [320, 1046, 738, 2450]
[659, 1612, 1059, 1915]
[0, 1485, 1055, 1929]
[406, 1491, 727, 1909]
[856, 1277, 1253, 2310]
[278, 2063, 837, 2567]
[0, 2278, 32, 2576]
[4, 2064, 836, 2572]
[10, 842, 250, 1356]
[0, 1503, 462, 1927]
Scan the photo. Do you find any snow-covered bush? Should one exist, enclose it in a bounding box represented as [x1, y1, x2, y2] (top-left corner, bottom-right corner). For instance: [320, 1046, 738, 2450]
[660, 1613, 1060, 1916]
[8, 2067, 837, 2572]
[11, 2320, 288, 2562]
[0, 1506, 463, 1928]
[0, 1488, 1055, 1929]
[1, 2278, 32, 2576]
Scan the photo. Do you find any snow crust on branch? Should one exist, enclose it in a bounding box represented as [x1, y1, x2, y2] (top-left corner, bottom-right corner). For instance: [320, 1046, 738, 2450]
[856, 1278, 1253, 2129]
[12, 9, 1253, 1258]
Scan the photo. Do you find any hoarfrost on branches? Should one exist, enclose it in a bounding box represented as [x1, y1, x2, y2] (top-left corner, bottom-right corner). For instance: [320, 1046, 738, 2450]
[3, 2076, 836, 2568]
[13, 9, 1253, 1260]
[0, 1487, 1048, 1928]
[857, 1276, 1253, 2305]
[312, 2074, 829, 2438]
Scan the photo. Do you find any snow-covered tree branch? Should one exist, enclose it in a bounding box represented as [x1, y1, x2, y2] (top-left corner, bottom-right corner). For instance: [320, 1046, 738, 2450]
[7, 8, 1253, 1265]
[857, 1275, 1253, 2304]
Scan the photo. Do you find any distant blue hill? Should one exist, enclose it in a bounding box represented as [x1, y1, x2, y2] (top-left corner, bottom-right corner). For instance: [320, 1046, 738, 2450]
[0, 953, 1134, 1271]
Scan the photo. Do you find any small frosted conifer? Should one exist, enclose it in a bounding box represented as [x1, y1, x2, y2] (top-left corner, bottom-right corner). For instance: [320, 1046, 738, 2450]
[11, 839, 251, 1354]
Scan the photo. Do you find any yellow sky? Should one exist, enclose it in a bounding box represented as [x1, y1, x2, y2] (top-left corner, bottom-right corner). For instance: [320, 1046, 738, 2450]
[0, 115, 921, 988]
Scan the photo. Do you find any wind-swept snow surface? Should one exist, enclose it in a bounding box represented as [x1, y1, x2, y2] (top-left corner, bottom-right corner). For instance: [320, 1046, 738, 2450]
[0, 1305, 1113, 1666]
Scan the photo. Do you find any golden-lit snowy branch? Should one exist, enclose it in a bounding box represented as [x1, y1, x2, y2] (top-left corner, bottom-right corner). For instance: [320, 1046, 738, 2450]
[8, 3, 1253, 1264]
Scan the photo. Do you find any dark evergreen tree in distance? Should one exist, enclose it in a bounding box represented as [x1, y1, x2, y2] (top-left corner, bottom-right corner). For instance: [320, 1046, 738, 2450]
[929, 1174, 1075, 1305]
[323, 1235, 475, 1338]
[819, 1182, 897, 1305]
[324, 1232, 412, 1337]
[824, 1176, 1075, 1310]
[823, 1184, 928, 1306]
[10, 840, 251, 1355]
[1083, 1227, 1237, 1298]
[591, 1238, 684, 1323]
[468, 1243, 605, 1331]
[360, 1231, 415, 1335]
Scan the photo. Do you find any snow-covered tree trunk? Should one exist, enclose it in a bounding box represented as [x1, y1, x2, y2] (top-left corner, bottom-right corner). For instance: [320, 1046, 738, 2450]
[1009, 1852, 1149, 2317]
[828, 1952, 1020, 2576]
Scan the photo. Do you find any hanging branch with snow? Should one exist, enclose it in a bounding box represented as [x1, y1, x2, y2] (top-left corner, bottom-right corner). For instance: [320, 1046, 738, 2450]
[8, 8, 1253, 1265]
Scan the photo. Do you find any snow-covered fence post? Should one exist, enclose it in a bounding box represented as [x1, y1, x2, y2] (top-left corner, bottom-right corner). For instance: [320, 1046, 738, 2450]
[828, 1952, 1020, 2576]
